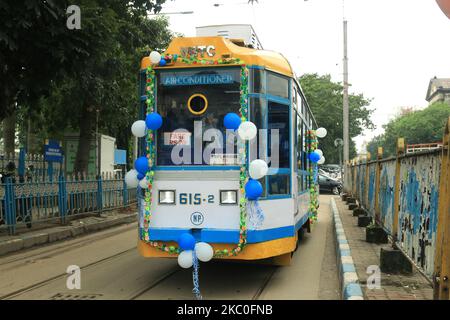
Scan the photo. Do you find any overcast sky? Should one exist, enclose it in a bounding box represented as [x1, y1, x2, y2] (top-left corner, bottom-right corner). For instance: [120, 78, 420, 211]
[155, 0, 450, 152]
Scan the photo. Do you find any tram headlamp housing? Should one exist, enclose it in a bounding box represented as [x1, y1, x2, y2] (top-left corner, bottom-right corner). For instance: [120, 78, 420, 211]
[220, 190, 238, 205]
[159, 190, 176, 205]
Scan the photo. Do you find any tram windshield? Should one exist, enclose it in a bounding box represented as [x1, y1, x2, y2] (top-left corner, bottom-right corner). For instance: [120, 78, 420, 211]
[156, 67, 241, 166]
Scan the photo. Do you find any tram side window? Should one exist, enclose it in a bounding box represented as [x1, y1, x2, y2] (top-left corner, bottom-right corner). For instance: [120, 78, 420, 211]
[293, 87, 298, 106]
[267, 73, 289, 99]
[267, 101, 290, 195]
[268, 101, 290, 169]
[303, 122, 309, 188]
[250, 96, 268, 198]
[251, 69, 265, 93]
[297, 113, 304, 192]
[269, 175, 290, 196]
[249, 96, 267, 161]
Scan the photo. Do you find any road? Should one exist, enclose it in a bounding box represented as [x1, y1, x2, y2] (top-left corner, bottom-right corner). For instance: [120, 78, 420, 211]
[0, 195, 339, 300]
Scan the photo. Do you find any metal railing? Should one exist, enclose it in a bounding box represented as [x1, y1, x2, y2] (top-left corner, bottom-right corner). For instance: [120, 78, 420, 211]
[1, 152, 63, 182]
[343, 117, 450, 300]
[0, 172, 137, 235]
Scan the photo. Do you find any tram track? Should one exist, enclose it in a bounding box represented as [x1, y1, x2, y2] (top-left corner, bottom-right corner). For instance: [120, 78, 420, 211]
[0, 247, 136, 300]
[128, 267, 181, 300]
[129, 261, 280, 300]
[0, 223, 136, 268]
[251, 266, 278, 300]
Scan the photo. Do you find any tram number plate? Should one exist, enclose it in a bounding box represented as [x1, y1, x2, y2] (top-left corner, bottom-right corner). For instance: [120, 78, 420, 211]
[179, 193, 214, 205]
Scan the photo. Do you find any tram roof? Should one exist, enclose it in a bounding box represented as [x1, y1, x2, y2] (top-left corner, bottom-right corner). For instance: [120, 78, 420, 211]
[141, 36, 294, 78]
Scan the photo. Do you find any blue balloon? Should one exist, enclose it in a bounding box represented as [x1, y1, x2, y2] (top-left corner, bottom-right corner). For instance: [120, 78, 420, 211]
[137, 173, 145, 180]
[245, 179, 263, 200]
[159, 58, 167, 66]
[309, 151, 321, 163]
[134, 156, 149, 175]
[145, 112, 163, 130]
[224, 113, 242, 130]
[178, 233, 196, 251]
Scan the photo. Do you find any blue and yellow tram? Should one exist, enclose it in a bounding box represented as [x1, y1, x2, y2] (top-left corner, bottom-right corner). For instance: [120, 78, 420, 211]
[135, 35, 318, 265]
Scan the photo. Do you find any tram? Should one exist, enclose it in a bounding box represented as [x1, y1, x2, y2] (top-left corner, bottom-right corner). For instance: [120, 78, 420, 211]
[135, 27, 318, 266]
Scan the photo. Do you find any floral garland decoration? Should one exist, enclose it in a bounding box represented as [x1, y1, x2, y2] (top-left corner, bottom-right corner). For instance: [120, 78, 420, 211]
[141, 58, 250, 258]
[306, 130, 319, 222]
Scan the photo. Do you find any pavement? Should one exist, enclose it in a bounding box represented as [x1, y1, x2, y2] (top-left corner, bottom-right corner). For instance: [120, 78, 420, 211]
[0, 207, 137, 257]
[0, 195, 340, 300]
[333, 196, 434, 300]
[330, 197, 364, 300]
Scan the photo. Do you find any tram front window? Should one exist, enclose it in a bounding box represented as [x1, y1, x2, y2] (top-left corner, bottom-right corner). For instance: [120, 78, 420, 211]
[156, 68, 241, 166]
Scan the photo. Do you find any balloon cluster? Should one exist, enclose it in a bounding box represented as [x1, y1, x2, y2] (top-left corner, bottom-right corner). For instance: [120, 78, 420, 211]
[177, 233, 214, 268]
[306, 129, 322, 221]
[308, 127, 327, 165]
[224, 113, 268, 201]
[149, 51, 178, 67]
[124, 112, 163, 188]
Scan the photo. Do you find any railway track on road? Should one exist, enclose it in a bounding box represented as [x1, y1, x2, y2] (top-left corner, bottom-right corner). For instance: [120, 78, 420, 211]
[0, 247, 136, 300]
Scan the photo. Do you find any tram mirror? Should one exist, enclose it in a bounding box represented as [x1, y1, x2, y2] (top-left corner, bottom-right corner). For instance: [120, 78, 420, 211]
[188, 93, 208, 115]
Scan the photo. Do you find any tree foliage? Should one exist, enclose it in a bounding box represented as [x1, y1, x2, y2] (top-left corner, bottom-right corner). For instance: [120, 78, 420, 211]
[1, 0, 173, 174]
[366, 102, 450, 157]
[299, 73, 374, 164]
[0, 1, 168, 120]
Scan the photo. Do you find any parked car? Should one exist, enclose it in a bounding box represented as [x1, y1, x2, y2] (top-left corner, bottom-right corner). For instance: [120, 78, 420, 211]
[320, 164, 343, 181]
[318, 174, 342, 195]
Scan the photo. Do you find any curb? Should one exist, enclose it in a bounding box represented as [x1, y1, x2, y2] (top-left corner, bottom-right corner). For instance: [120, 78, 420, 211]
[0, 213, 137, 257]
[330, 197, 364, 300]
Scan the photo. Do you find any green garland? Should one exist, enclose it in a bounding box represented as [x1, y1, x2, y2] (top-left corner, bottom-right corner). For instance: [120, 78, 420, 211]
[141, 58, 250, 258]
[307, 130, 319, 221]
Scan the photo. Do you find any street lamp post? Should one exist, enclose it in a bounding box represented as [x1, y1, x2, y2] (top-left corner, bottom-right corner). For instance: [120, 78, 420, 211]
[342, 1, 349, 166]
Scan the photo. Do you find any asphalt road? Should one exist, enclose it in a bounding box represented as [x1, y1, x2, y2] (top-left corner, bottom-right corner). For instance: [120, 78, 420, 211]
[0, 195, 339, 300]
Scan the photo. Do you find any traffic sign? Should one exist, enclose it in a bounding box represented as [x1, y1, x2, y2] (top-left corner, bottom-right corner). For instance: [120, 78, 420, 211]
[44, 140, 63, 163]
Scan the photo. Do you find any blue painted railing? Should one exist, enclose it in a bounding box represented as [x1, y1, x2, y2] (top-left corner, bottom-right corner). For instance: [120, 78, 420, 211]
[0, 173, 137, 235]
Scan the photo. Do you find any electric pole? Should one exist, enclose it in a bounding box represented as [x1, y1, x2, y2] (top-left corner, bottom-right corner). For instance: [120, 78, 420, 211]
[343, 15, 349, 165]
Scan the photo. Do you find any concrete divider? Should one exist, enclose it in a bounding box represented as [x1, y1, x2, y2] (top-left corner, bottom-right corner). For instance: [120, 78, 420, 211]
[331, 197, 364, 300]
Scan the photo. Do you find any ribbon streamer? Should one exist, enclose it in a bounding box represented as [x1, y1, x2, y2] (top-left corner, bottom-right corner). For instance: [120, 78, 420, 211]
[192, 250, 203, 300]
[313, 164, 319, 184]
[247, 200, 264, 229]
[137, 185, 145, 229]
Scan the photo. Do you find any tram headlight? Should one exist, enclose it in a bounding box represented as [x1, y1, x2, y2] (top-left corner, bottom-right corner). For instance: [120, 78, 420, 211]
[220, 190, 237, 205]
[159, 190, 175, 204]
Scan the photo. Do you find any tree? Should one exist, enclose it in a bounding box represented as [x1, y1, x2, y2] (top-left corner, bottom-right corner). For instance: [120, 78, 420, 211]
[366, 134, 384, 158]
[35, 14, 174, 174]
[299, 74, 374, 164]
[366, 102, 450, 157]
[1, 0, 171, 173]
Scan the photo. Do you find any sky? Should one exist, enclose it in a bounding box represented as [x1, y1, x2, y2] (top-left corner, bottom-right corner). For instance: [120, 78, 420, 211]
[154, 0, 450, 152]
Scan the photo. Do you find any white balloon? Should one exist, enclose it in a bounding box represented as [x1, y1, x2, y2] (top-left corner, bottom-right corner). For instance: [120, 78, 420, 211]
[124, 169, 139, 188]
[316, 127, 327, 138]
[149, 51, 162, 64]
[315, 149, 323, 157]
[318, 156, 326, 165]
[178, 250, 193, 268]
[249, 159, 269, 180]
[139, 177, 149, 189]
[237, 121, 257, 140]
[194, 242, 214, 262]
[131, 120, 147, 138]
